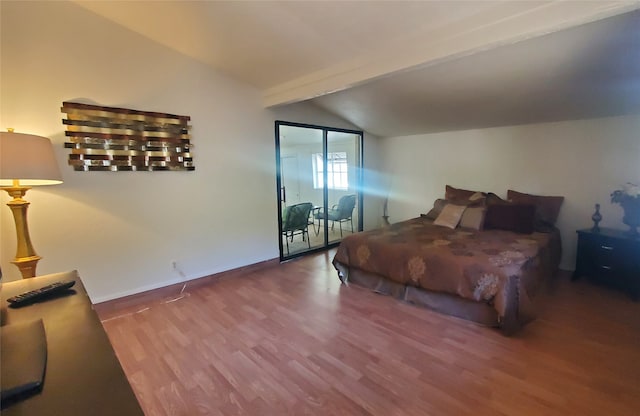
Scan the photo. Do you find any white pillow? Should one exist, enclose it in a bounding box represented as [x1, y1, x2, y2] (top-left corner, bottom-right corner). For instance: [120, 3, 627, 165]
[434, 204, 467, 229]
[459, 207, 486, 230]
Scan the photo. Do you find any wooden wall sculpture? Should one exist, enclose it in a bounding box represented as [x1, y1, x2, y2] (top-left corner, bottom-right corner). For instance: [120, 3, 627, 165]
[61, 102, 194, 171]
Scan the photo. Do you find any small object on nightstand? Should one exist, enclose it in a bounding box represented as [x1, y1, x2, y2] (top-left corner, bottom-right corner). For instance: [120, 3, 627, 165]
[591, 203, 602, 232]
[610, 182, 640, 236]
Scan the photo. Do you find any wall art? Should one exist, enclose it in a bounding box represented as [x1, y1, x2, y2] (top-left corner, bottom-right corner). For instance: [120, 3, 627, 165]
[61, 102, 194, 171]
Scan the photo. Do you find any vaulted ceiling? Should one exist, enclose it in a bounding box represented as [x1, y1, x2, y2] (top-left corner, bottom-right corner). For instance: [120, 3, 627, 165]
[74, 1, 640, 137]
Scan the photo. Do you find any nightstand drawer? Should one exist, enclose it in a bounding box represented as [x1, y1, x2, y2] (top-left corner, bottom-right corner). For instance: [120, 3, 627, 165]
[580, 234, 636, 267]
[574, 228, 640, 301]
[593, 249, 632, 272]
[591, 264, 618, 279]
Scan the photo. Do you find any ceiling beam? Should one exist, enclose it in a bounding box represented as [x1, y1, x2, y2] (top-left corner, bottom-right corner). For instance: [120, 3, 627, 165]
[263, 1, 640, 108]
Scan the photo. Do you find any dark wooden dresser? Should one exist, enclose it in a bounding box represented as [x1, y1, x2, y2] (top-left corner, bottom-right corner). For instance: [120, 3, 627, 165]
[1, 270, 144, 415]
[574, 228, 640, 300]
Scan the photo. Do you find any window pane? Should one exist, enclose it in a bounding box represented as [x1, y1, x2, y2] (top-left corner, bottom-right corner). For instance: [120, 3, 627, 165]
[312, 151, 348, 190]
[312, 153, 323, 189]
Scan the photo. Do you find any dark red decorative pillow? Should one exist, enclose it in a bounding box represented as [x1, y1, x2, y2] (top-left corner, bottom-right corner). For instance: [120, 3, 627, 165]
[507, 190, 564, 232]
[485, 192, 507, 206]
[484, 203, 536, 234]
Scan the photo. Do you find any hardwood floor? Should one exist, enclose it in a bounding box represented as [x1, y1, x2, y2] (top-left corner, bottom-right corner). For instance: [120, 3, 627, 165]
[96, 250, 640, 416]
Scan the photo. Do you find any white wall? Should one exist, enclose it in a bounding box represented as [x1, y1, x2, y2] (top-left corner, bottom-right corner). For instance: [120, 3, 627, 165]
[0, 1, 381, 301]
[381, 114, 640, 270]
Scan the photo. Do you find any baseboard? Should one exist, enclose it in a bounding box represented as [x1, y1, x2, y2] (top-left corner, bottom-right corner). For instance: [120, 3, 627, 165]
[92, 257, 280, 308]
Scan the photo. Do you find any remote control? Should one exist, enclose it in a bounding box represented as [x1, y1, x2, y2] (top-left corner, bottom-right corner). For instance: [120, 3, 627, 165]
[7, 280, 76, 307]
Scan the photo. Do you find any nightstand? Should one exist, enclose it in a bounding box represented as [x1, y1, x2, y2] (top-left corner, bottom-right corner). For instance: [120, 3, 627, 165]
[574, 228, 640, 300]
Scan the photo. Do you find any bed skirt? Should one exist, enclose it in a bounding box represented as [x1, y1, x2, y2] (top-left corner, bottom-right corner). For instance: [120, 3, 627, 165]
[333, 260, 530, 335]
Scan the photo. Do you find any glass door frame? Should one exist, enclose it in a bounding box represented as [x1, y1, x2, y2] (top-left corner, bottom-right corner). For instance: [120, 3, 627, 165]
[275, 120, 364, 261]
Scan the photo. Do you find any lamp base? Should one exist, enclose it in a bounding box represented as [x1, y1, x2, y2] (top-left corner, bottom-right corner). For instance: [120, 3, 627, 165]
[2, 186, 41, 279]
[10, 255, 41, 279]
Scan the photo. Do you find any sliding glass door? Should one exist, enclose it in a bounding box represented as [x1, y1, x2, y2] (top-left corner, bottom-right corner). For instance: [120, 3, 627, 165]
[325, 130, 361, 244]
[276, 121, 363, 260]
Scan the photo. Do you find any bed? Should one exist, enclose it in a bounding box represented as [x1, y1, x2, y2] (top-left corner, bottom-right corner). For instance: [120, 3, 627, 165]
[332, 187, 563, 335]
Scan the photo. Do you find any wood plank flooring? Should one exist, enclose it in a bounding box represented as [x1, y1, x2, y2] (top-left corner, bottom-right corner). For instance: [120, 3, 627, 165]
[96, 249, 640, 416]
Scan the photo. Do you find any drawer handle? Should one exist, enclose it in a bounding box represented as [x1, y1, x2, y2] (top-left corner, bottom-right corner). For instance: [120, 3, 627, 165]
[600, 245, 614, 250]
[601, 265, 612, 270]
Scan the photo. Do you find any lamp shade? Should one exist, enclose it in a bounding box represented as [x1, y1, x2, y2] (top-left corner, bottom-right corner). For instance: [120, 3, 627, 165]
[0, 131, 63, 186]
